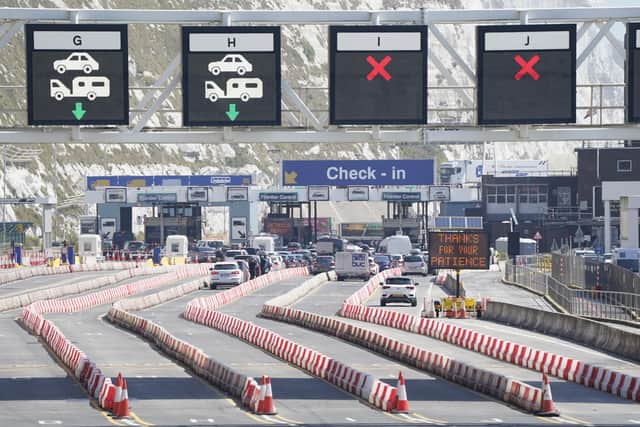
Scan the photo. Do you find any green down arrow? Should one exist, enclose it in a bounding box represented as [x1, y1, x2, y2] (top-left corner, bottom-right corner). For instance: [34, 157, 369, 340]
[72, 102, 86, 120]
[226, 104, 239, 121]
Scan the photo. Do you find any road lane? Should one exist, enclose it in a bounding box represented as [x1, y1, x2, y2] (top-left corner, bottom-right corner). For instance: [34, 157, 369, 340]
[219, 276, 543, 426]
[43, 277, 254, 427]
[294, 277, 640, 425]
[142, 281, 394, 426]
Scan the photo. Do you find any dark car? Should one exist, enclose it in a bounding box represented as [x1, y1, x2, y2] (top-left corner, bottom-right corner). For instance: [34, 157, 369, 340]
[312, 256, 335, 274]
[373, 254, 392, 271]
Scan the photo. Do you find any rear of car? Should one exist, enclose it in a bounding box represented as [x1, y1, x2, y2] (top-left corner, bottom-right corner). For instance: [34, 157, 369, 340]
[209, 262, 244, 289]
[373, 255, 392, 272]
[380, 276, 417, 307]
[312, 255, 335, 274]
[402, 255, 428, 276]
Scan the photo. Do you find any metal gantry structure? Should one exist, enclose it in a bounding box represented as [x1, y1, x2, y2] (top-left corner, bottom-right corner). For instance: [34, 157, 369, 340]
[0, 6, 640, 144]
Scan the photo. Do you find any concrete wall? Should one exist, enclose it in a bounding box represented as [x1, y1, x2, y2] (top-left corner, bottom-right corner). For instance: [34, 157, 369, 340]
[484, 300, 640, 362]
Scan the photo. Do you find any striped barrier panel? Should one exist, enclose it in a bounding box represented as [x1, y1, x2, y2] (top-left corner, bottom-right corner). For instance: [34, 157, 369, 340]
[338, 272, 640, 403]
[20, 264, 212, 411]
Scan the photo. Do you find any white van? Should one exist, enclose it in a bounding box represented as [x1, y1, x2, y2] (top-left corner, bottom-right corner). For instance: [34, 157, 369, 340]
[251, 235, 276, 253]
[335, 251, 370, 281]
[165, 235, 189, 258]
[378, 235, 412, 256]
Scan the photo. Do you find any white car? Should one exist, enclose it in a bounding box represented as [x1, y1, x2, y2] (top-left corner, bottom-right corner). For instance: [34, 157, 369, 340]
[209, 262, 244, 289]
[369, 257, 379, 276]
[53, 52, 99, 74]
[208, 54, 253, 76]
[269, 255, 284, 271]
[380, 276, 417, 307]
[224, 249, 247, 261]
[402, 254, 428, 276]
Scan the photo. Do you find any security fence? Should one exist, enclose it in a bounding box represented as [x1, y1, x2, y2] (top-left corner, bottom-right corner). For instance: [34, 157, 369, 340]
[551, 253, 640, 294]
[504, 262, 640, 323]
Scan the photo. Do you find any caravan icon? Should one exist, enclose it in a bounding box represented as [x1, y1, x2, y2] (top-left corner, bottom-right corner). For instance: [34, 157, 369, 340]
[204, 78, 263, 103]
[50, 77, 111, 101]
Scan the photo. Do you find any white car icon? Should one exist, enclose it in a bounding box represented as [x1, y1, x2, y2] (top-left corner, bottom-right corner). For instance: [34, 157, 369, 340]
[208, 54, 253, 76]
[53, 52, 100, 74]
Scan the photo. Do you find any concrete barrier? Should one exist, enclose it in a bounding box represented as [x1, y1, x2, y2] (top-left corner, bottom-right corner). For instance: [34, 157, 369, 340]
[0, 261, 140, 287]
[182, 268, 400, 412]
[107, 278, 261, 411]
[484, 300, 640, 363]
[19, 264, 212, 411]
[261, 272, 542, 413]
[0, 265, 181, 312]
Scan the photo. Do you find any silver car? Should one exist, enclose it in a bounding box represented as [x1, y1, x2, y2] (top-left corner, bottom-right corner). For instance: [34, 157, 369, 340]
[402, 254, 428, 276]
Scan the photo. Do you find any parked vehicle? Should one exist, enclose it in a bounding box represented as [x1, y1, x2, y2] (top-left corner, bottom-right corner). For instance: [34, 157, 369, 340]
[225, 249, 247, 261]
[369, 257, 380, 276]
[208, 262, 245, 289]
[335, 251, 370, 281]
[402, 254, 428, 276]
[251, 235, 276, 253]
[378, 235, 412, 256]
[373, 254, 392, 272]
[312, 255, 335, 274]
[380, 276, 417, 307]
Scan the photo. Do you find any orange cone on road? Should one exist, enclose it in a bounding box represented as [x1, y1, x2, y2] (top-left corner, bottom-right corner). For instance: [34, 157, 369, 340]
[393, 371, 410, 413]
[537, 373, 560, 416]
[112, 374, 123, 416]
[257, 375, 277, 415]
[117, 378, 130, 418]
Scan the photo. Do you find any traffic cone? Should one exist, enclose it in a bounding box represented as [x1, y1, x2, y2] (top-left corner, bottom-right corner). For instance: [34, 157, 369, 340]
[536, 373, 560, 416]
[257, 375, 277, 415]
[117, 378, 130, 418]
[112, 374, 123, 416]
[393, 371, 410, 413]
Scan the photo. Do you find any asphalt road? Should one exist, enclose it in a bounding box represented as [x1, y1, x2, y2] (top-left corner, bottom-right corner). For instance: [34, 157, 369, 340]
[218, 277, 546, 426]
[1, 267, 639, 426]
[292, 273, 640, 426]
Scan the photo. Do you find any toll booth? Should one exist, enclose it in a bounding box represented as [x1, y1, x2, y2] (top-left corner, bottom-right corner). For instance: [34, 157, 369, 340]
[85, 175, 256, 246]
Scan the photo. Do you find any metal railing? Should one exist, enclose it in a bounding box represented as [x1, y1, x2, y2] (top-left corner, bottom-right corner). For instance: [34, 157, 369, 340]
[505, 262, 640, 323]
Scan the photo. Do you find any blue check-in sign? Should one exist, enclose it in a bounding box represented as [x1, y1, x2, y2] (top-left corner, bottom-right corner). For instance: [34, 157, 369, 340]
[281, 160, 434, 186]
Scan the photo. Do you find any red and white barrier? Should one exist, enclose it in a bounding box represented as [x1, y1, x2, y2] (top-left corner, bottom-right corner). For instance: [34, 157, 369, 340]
[20, 264, 212, 413]
[339, 271, 640, 403]
[181, 268, 400, 412]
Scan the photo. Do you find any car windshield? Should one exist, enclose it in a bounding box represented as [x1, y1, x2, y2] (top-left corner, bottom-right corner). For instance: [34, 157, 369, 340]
[317, 257, 333, 264]
[374, 256, 391, 263]
[226, 251, 241, 256]
[214, 263, 237, 270]
[404, 256, 422, 262]
[385, 277, 412, 285]
[391, 255, 402, 261]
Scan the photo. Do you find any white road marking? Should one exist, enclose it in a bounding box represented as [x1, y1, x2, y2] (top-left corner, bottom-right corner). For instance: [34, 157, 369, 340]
[345, 417, 356, 422]
[262, 415, 289, 424]
[399, 413, 426, 423]
[190, 419, 214, 424]
[121, 419, 140, 426]
[85, 332, 103, 336]
[480, 418, 503, 424]
[37, 421, 62, 425]
[629, 420, 640, 425]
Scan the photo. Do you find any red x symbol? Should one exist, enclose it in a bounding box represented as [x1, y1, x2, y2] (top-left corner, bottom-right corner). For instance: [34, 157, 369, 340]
[514, 54, 540, 81]
[366, 55, 392, 81]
